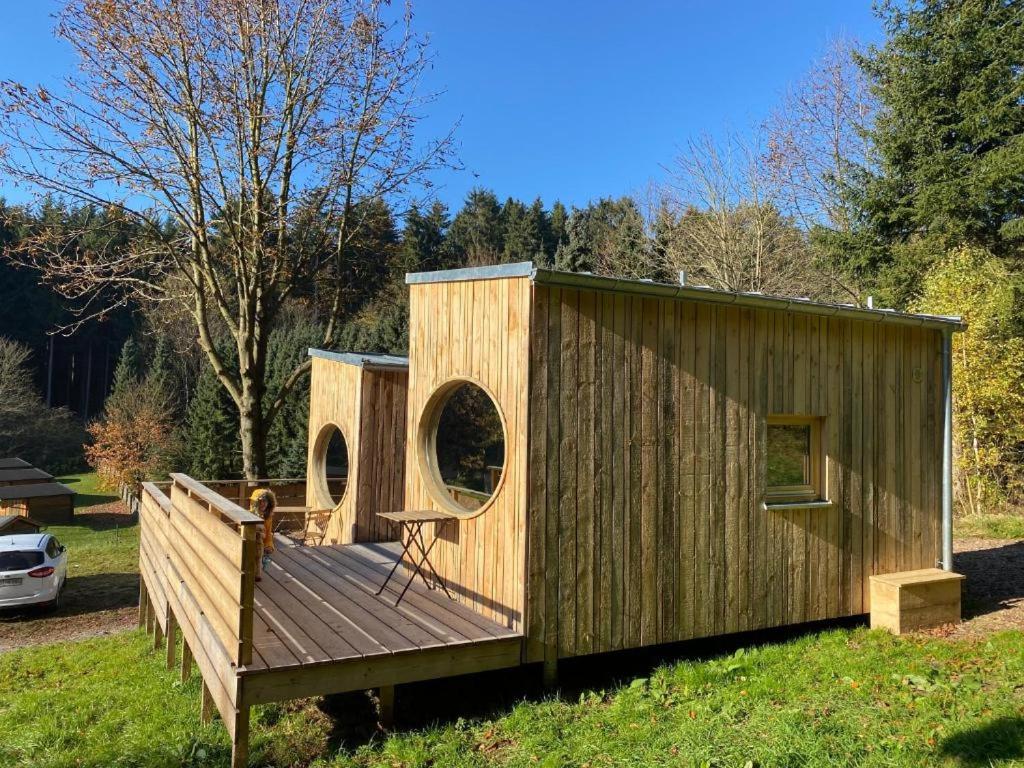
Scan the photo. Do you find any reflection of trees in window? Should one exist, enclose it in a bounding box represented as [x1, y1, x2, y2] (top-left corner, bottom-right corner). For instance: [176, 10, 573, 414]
[324, 428, 349, 504]
[766, 424, 810, 487]
[436, 383, 505, 496]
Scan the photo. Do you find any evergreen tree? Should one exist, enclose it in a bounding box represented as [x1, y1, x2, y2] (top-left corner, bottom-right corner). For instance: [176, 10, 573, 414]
[264, 311, 323, 477]
[529, 197, 554, 265]
[843, 0, 1024, 305]
[554, 197, 656, 278]
[448, 188, 504, 266]
[555, 207, 594, 272]
[111, 337, 144, 395]
[501, 197, 542, 263]
[400, 201, 451, 273]
[185, 355, 241, 480]
[548, 200, 568, 258]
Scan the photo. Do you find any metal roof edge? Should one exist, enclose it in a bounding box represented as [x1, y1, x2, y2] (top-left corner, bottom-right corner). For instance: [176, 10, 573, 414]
[530, 268, 966, 332]
[307, 348, 410, 369]
[405, 261, 535, 285]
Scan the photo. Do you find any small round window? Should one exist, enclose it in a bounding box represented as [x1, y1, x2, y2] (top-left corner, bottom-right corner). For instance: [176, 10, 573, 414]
[316, 424, 349, 506]
[422, 380, 506, 515]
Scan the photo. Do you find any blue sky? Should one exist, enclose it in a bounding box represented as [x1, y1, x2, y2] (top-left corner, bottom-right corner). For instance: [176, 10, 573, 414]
[0, 1, 881, 211]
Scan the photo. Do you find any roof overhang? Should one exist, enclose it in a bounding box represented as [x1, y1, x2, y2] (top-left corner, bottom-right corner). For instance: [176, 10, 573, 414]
[405, 261, 965, 333]
[308, 348, 410, 371]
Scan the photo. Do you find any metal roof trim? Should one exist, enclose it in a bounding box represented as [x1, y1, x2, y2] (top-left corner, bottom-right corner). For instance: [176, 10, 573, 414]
[405, 261, 534, 285]
[307, 348, 410, 369]
[530, 267, 966, 332]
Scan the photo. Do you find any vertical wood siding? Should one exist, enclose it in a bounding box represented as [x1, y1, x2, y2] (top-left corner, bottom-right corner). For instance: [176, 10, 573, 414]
[526, 284, 944, 661]
[306, 357, 406, 544]
[404, 277, 532, 631]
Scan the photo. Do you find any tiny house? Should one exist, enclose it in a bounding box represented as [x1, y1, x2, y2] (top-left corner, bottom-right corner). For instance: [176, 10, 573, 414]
[139, 262, 963, 767]
[400, 262, 962, 666]
[305, 350, 409, 543]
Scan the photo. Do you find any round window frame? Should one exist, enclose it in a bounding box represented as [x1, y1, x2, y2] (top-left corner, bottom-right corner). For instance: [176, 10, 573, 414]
[312, 422, 352, 510]
[416, 377, 509, 519]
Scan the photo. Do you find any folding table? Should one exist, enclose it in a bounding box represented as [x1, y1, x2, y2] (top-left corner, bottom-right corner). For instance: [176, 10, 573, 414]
[375, 509, 457, 605]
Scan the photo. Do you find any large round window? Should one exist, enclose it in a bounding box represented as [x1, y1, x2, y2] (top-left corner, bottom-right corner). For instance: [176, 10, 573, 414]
[314, 424, 350, 507]
[420, 380, 506, 515]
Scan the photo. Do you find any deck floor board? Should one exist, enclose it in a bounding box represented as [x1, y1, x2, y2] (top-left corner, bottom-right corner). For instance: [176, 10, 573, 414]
[244, 542, 520, 674]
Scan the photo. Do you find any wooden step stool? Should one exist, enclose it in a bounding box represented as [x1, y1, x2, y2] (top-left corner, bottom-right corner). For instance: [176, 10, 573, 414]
[869, 568, 965, 634]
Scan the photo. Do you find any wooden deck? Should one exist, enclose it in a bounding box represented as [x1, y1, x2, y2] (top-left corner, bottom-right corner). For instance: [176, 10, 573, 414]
[241, 540, 522, 704]
[138, 478, 524, 767]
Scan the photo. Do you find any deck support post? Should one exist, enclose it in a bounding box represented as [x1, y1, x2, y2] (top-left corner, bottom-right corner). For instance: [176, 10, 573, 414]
[138, 581, 148, 628]
[377, 685, 395, 728]
[181, 641, 193, 682]
[542, 654, 558, 689]
[200, 682, 214, 724]
[145, 593, 154, 635]
[231, 706, 250, 768]
[153, 616, 164, 649]
[165, 612, 177, 670]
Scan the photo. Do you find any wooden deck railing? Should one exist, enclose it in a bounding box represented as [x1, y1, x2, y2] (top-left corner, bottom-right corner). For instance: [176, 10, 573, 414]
[192, 477, 308, 509]
[138, 474, 262, 676]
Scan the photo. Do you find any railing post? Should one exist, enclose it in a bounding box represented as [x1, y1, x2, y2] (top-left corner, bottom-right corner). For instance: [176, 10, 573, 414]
[238, 523, 259, 667]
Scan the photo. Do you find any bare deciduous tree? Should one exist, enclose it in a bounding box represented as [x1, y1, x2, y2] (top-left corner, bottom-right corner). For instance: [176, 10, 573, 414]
[657, 132, 831, 299]
[0, 0, 455, 477]
[762, 37, 875, 234]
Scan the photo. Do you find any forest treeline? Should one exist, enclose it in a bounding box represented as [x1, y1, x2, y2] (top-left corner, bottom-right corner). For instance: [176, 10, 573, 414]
[0, 0, 1022, 515]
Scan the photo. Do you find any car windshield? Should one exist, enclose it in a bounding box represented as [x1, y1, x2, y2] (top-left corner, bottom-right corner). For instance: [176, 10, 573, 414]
[0, 551, 44, 571]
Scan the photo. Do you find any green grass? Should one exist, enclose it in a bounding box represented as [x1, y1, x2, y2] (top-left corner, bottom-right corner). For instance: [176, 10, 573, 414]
[956, 514, 1024, 540]
[56, 471, 120, 509]
[2, 627, 1022, 767]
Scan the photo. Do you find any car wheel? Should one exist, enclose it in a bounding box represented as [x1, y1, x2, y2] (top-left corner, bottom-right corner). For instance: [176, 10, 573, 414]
[48, 580, 63, 612]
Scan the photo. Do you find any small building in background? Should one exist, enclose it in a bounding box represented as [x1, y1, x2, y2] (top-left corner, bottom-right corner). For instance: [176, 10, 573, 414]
[0, 481, 75, 523]
[0, 514, 44, 535]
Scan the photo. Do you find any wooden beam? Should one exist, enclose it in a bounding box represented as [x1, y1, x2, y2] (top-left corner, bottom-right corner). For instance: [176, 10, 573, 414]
[377, 685, 395, 729]
[542, 655, 558, 689]
[200, 681, 214, 724]
[181, 640, 193, 683]
[241, 637, 522, 706]
[166, 612, 177, 670]
[138, 580, 148, 628]
[153, 615, 164, 649]
[231, 706, 250, 768]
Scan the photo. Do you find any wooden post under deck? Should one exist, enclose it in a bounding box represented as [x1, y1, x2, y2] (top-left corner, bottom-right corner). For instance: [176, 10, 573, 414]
[378, 685, 395, 728]
[181, 641, 193, 683]
[153, 616, 163, 649]
[137, 582, 148, 628]
[231, 706, 250, 768]
[542, 650, 558, 688]
[165, 612, 177, 670]
[200, 681, 214, 724]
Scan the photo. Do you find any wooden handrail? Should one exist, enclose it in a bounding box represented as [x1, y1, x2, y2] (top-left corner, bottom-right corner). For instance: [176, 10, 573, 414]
[170, 473, 262, 526]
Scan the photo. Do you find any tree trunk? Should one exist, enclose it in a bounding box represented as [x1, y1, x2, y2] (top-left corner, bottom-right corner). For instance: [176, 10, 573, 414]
[238, 379, 267, 481]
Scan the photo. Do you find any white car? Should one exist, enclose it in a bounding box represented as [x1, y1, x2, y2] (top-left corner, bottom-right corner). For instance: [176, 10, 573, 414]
[0, 533, 68, 610]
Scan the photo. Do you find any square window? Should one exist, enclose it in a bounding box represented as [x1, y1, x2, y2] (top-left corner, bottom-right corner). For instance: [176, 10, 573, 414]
[765, 416, 824, 504]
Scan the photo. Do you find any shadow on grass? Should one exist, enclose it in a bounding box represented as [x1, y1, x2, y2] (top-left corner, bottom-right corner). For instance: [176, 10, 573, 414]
[316, 615, 866, 754]
[66, 512, 137, 532]
[940, 716, 1024, 765]
[954, 541, 1024, 620]
[0, 572, 139, 622]
[57, 476, 119, 509]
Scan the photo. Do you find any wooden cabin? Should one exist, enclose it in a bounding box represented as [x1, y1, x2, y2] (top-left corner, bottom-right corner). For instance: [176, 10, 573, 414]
[138, 262, 963, 767]
[0, 481, 75, 523]
[0, 514, 44, 535]
[0, 467, 54, 487]
[305, 350, 409, 544]
[402, 263, 962, 668]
